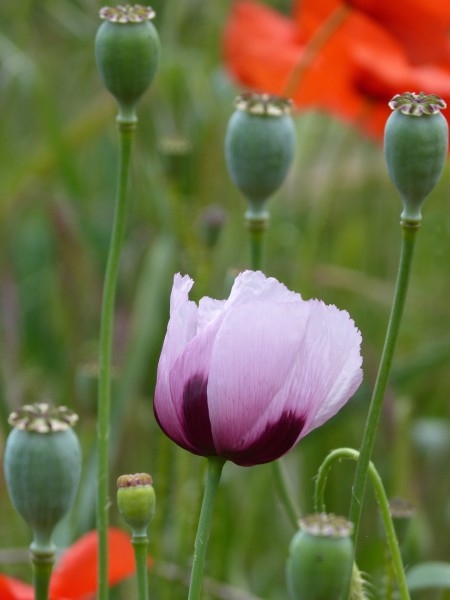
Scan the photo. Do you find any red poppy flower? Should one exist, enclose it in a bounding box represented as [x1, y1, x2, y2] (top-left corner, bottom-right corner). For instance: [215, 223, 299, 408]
[0, 528, 150, 600]
[223, 0, 450, 140]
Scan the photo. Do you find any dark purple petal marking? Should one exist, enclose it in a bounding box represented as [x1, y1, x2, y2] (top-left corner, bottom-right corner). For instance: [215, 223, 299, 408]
[223, 411, 305, 467]
[182, 374, 216, 456]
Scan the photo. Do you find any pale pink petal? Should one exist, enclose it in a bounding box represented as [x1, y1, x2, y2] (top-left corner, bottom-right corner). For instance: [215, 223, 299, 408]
[207, 298, 362, 465]
[226, 271, 302, 308]
[266, 299, 362, 440]
[207, 300, 311, 464]
[154, 271, 363, 466]
[165, 322, 221, 455]
[300, 302, 363, 434]
[166, 273, 198, 362]
[197, 271, 299, 332]
[198, 297, 226, 331]
[154, 274, 198, 446]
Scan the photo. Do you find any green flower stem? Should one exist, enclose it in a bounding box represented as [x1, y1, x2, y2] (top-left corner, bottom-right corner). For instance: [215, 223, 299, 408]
[188, 456, 225, 600]
[272, 452, 300, 529]
[132, 536, 150, 600]
[314, 447, 411, 600]
[349, 223, 419, 541]
[246, 212, 300, 528]
[247, 217, 267, 271]
[97, 121, 136, 600]
[32, 552, 55, 600]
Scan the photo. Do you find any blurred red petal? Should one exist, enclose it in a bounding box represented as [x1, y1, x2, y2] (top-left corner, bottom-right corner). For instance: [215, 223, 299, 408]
[294, 0, 342, 39]
[356, 45, 450, 103]
[0, 574, 34, 600]
[50, 528, 148, 599]
[223, 0, 450, 142]
[223, 0, 301, 94]
[295, 0, 450, 64]
[347, 0, 450, 64]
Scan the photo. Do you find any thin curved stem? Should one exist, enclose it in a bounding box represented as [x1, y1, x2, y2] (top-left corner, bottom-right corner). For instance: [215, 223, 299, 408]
[188, 457, 225, 600]
[314, 447, 411, 600]
[97, 121, 136, 600]
[272, 455, 300, 529]
[132, 536, 150, 600]
[348, 224, 419, 541]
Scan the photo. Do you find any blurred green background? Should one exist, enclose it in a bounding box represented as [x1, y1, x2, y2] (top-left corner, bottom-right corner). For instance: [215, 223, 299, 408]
[1, 0, 450, 598]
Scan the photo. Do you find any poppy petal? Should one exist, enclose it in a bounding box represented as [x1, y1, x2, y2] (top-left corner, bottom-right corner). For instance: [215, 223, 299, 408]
[348, 0, 450, 64]
[154, 274, 201, 450]
[50, 529, 143, 599]
[0, 574, 34, 600]
[207, 300, 311, 464]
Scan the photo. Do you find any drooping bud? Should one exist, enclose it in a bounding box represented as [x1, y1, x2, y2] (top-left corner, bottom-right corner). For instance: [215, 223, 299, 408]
[225, 93, 296, 222]
[286, 513, 354, 600]
[95, 5, 160, 123]
[117, 473, 156, 537]
[384, 92, 448, 224]
[4, 403, 82, 555]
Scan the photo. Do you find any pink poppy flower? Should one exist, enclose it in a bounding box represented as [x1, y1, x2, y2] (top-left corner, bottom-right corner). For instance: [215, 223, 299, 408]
[0, 528, 149, 600]
[154, 271, 363, 467]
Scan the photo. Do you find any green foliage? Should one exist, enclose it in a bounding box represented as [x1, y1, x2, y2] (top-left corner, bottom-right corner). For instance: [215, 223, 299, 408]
[406, 562, 450, 592]
[1, 1, 450, 598]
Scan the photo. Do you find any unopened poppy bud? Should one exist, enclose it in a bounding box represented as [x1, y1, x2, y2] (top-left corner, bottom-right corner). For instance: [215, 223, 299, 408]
[286, 513, 354, 600]
[95, 5, 160, 123]
[4, 403, 82, 555]
[384, 92, 448, 224]
[117, 473, 156, 537]
[225, 93, 296, 221]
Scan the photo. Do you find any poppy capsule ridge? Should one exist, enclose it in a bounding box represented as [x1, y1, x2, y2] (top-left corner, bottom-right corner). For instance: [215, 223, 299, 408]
[286, 513, 354, 600]
[225, 93, 296, 220]
[384, 92, 448, 225]
[3, 403, 82, 555]
[95, 5, 160, 123]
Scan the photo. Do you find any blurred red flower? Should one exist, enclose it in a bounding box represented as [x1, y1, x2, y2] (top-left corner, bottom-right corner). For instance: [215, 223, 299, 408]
[0, 528, 150, 600]
[339, 0, 450, 64]
[223, 0, 450, 139]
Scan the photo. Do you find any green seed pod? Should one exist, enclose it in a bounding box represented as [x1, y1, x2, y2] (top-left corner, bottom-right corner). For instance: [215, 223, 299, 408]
[286, 513, 354, 600]
[384, 92, 448, 224]
[95, 5, 160, 123]
[225, 93, 296, 220]
[117, 473, 156, 537]
[4, 403, 82, 555]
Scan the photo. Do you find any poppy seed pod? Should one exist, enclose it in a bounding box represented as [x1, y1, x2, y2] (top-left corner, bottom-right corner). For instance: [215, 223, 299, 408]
[117, 473, 156, 537]
[4, 403, 82, 554]
[95, 5, 160, 123]
[384, 92, 448, 224]
[225, 93, 296, 219]
[286, 514, 354, 600]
